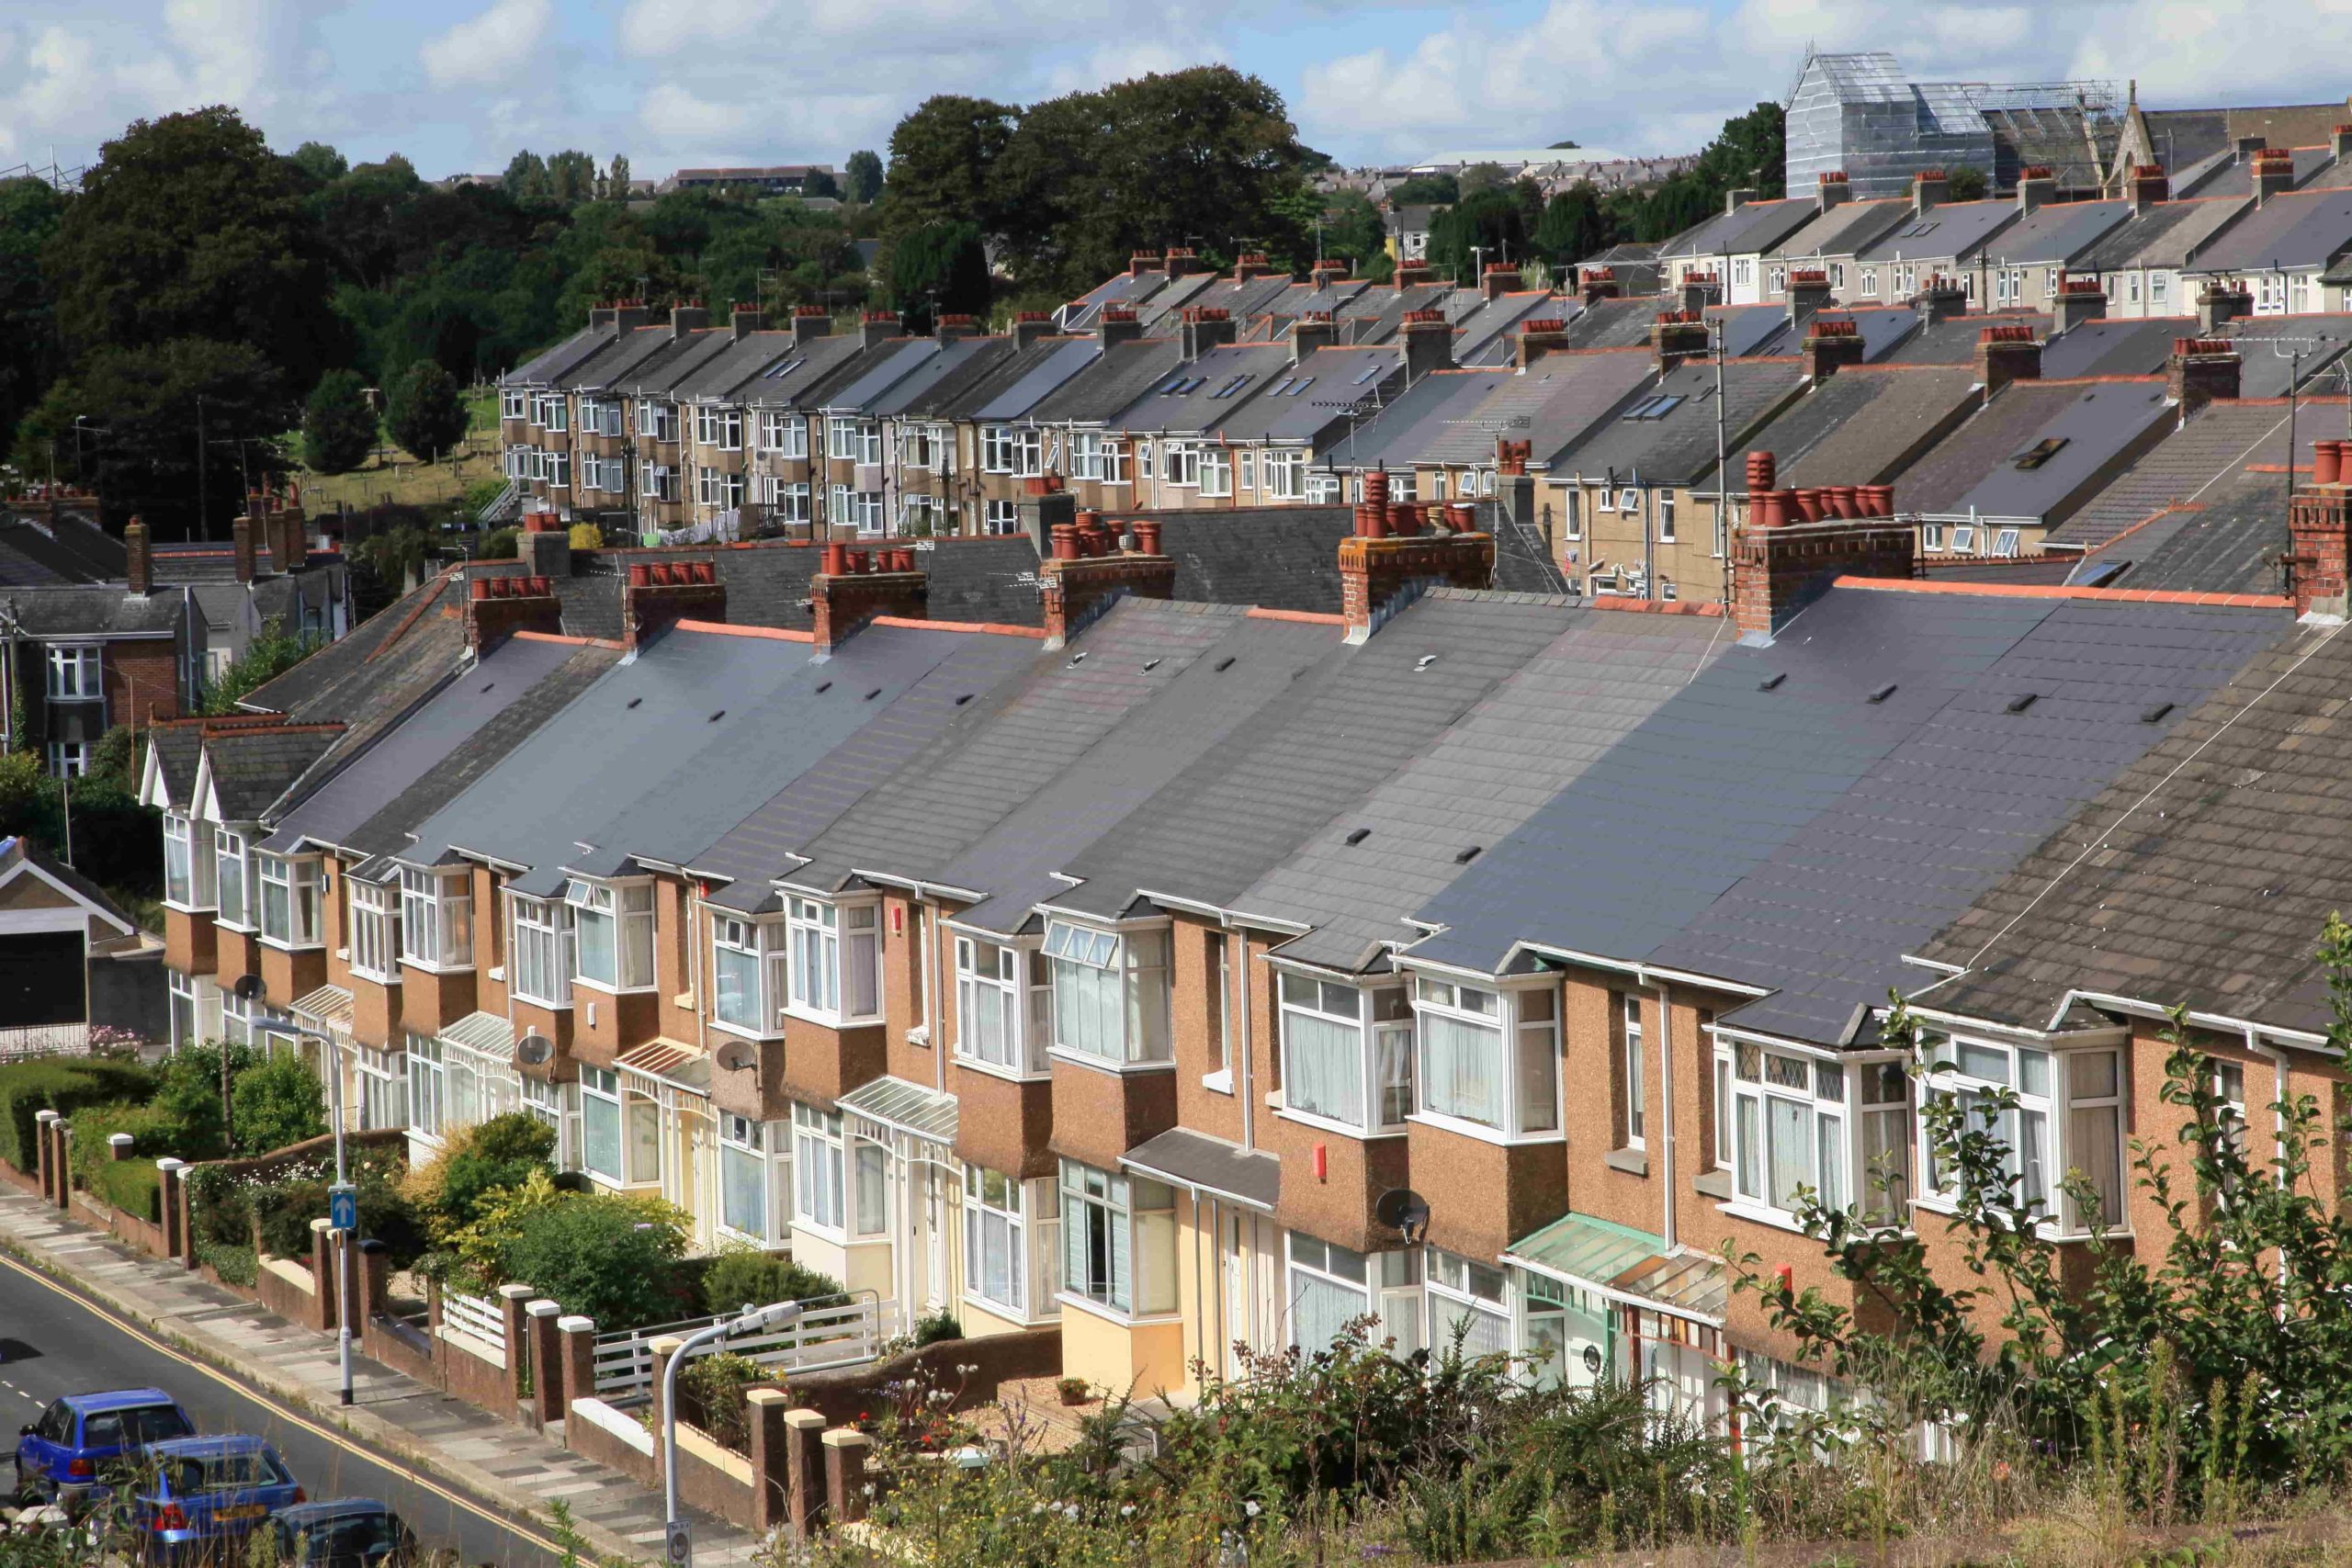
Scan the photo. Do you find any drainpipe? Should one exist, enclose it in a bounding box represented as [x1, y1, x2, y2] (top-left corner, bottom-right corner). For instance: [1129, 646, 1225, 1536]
[1640, 965, 1678, 1251]
[2243, 1025, 2291, 1292]
[1236, 926, 1255, 1151]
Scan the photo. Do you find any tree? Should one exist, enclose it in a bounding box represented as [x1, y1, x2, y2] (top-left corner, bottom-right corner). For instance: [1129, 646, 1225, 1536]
[229, 1053, 327, 1157]
[1457, 162, 1510, 197]
[502, 1189, 692, 1326]
[546, 150, 598, 206]
[1946, 165, 1989, 201]
[385, 359, 468, 461]
[1318, 189, 1387, 273]
[888, 221, 989, 330]
[1388, 173, 1459, 206]
[879, 95, 1019, 243]
[300, 368, 377, 474]
[503, 151, 550, 204]
[1426, 187, 1531, 283]
[0, 176, 68, 457]
[606, 153, 632, 202]
[845, 149, 885, 204]
[1548, 139, 1582, 150]
[803, 169, 841, 199]
[287, 141, 348, 186]
[1534, 184, 1615, 267]
[200, 616, 323, 714]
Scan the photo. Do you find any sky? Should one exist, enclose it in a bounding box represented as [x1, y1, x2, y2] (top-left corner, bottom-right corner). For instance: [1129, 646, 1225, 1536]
[6, 0, 2352, 183]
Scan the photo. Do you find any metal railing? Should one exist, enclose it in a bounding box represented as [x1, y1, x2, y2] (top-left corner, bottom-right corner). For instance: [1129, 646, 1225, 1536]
[591, 1292, 888, 1402]
[441, 1288, 506, 1350]
[0, 1022, 92, 1062]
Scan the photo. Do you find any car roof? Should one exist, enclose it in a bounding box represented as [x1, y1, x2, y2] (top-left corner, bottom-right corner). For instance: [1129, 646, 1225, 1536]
[275, 1498, 391, 1525]
[148, 1435, 276, 1459]
[63, 1389, 178, 1413]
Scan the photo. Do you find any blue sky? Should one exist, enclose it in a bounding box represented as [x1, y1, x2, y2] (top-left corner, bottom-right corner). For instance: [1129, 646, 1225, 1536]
[5, 0, 2347, 183]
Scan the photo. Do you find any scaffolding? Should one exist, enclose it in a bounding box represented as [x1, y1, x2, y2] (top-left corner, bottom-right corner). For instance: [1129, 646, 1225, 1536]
[1784, 52, 2122, 200]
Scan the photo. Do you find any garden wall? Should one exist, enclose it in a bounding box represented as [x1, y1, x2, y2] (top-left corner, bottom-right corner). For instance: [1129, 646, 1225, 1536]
[784, 1325, 1063, 1427]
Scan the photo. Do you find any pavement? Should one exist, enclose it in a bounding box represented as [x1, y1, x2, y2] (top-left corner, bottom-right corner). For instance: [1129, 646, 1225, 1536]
[0, 1184, 769, 1567]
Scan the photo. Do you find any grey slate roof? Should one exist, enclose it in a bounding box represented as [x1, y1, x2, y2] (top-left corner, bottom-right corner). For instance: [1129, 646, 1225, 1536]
[920, 537, 1049, 627]
[1769, 197, 1914, 264]
[2040, 317, 2193, 380]
[1727, 365, 1982, 490]
[1560, 297, 1666, 351]
[2222, 315, 2352, 398]
[1211, 346, 1402, 446]
[1419, 353, 1657, 467]
[3, 586, 184, 637]
[968, 339, 1105, 422]
[821, 339, 945, 412]
[242, 574, 457, 716]
[882, 337, 1022, 418]
[1856, 199, 2022, 265]
[1123, 1128, 1279, 1211]
[205, 726, 344, 821]
[504, 323, 616, 388]
[1548, 357, 1808, 485]
[670, 332, 804, 402]
[2069, 197, 2247, 273]
[1914, 614, 2352, 1037]
[1025, 339, 1184, 425]
[1241, 604, 1731, 973]
[1658, 198, 1816, 261]
[1979, 199, 2131, 266]
[2042, 400, 2302, 551]
[2098, 463, 2299, 595]
[1896, 378, 2173, 517]
[1317, 368, 1512, 472]
[2179, 146, 2338, 198]
[148, 726, 204, 808]
[564, 326, 681, 392]
[1453, 292, 1568, 367]
[736, 334, 866, 409]
[1145, 509, 1356, 613]
[2188, 186, 2352, 272]
[1110, 344, 1299, 435]
[1878, 310, 2050, 364]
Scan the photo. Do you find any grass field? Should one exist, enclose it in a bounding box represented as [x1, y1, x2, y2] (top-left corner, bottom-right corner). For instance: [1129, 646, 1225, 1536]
[292, 388, 503, 516]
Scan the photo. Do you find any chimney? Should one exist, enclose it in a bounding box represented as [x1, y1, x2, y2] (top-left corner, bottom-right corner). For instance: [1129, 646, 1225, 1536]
[2235, 136, 2268, 164]
[1653, 310, 1710, 372]
[1128, 250, 1159, 280]
[1180, 306, 1236, 360]
[1012, 310, 1057, 351]
[1291, 310, 1337, 363]
[671, 299, 710, 339]
[1233, 252, 1274, 282]
[1975, 323, 2043, 396]
[1099, 307, 1142, 350]
[1680, 272, 1722, 314]
[2128, 163, 2170, 214]
[809, 545, 928, 653]
[232, 513, 256, 584]
[1480, 263, 1522, 301]
[2335, 124, 2352, 163]
[934, 313, 981, 339]
[465, 570, 566, 651]
[1918, 274, 1970, 323]
[1579, 265, 1621, 306]
[1394, 259, 1435, 291]
[1017, 483, 1078, 558]
[1816, 170, 1850, 215]
[2197, 278, 2254, 333]
[2289, 450, 2352, 615]
[792, 305, 832, 344]
[2167, 336, 2242, 412]
[518, 510, 572, 580]
[1400, 308, 1454, 378]
[1913, 169, 1948, 218]
[1724, 187, 1756, 215]
[266, 499, 300, 575]
[729, 304, 766, 341]
[1039, 524, 1176, 649]
[860, 310, 901, 350]
[1338, 470, 1494, 643]
[2052, 276, 2109, 333]
[2017, 165, 2056, 215]
[125, 515, 152, 595]
[1309, 259, 1351, 292]
[1784, 267, 1834, 324]
[1732, 492, 1915, 637]
[1516, 317, 1572, 369]
[589, 304, 617, 331]
[613, 300, 650, 333]
[2254, 147, 2296, 204]
[622, 557, 727, 649]
[1803, 314, 1864, 378]
[1163, 247, 1202, 276]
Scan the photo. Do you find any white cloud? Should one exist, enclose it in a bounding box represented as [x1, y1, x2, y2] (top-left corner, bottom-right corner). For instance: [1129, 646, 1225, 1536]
[420, 0, 553, 89]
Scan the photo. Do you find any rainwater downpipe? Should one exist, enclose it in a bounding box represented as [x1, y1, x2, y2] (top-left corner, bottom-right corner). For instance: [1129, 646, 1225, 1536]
[2243, 1024, 2291, 1292]
[1638, 964, 1678, 1252]
[1236, 925, 1254, 1151]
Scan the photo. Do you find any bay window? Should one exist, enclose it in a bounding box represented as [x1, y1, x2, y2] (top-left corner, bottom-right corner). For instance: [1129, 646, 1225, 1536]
[356, 1045, 407, 1133]
[1288, 1232, 1421, 1355]
[216, 830, 252, 930]
[956, 936, 1049, 1074]
[406, 1033, 446, 1140]
[719, 1113, 783, 1243]
[349, 879, 397, 981]
[786, 897, 878, 1021]
[400, 868, 472, 971]
[581, 1065, 624, 1183]
[759, 411, 808, 457]
[570, 878, 653, 991]
[510, 895, 574, 1007]
[828, 417, 882, 464]
[794, 1104, 886, 1237]
[1412, 977, 1559, 1136]
[713, 915, 786, 1034]
[163, 814, 216, 910]
[1045, 919, 1170, 1066]
[1059, 1158, 1176, 1317]
[1069, 431, 1127, 484]
[1263, 449, 1306, 501]
[1919, 1037, 2123, 1233]
[1723, 1040, 1857, 1220]
[1425, 1247, 1512, 1358]
[1198, 446, 1233, 498]
[257, 854, 322, 948]
[964, 1166, 1059, 1319]
[1279, 973, 1412, 1132]
[694, 406, 744, 450]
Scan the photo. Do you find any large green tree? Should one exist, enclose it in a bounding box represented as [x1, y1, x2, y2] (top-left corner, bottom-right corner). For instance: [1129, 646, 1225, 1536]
[887, 221, 989, 330]
[1426, 187, 1532, 284]
[880, 95, 1019, 243]
[0, 177, 68, 462]
[1534, 184, 1615, 268]
[300, 368, 377, 474]
[844, 150, 885, 204]
[386, 360, 468, 462]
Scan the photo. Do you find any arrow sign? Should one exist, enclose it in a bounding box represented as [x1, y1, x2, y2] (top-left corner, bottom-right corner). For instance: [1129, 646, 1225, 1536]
[328, 1183, 357, 1234]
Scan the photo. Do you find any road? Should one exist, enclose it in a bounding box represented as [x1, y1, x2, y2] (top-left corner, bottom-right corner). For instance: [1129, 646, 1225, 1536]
[0, 1250, 567, 1566]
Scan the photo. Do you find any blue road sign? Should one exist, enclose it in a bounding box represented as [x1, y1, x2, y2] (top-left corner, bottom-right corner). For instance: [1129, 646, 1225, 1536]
[329, 1182, 357, 1234]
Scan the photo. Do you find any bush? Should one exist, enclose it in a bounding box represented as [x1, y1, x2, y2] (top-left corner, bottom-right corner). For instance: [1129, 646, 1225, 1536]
[300, 368, 378, 474]
[0, 1056, 153, 1172]
[567, 522, 601, 551]
[405, 1112, 555, 1241]
[386, 360, 469, 462]
[250, 1163, 423, 1264]
[228, 1053, 327, 1156]
[461, 478, 508, 518]
[481, 525, 518, 559]
[67, 1100, 175, 1188]
[912, 1313, 963, 1348]
[701, 1247, 844, 1317]
[677, 1352, 764, 1450]
[87, 1157, 161, 1223]
[503, 1189, 692, 1328]
[151, 1042, 259, 1162]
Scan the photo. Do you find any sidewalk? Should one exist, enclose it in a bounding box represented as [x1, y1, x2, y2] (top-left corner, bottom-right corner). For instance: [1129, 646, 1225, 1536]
[0, 1185, 767, 1566]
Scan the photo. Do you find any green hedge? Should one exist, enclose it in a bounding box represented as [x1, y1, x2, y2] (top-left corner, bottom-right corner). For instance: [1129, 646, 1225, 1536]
[87, 1158, 161, 1223]
[67, 1102, 176, 1188]
[0, 1058, 154, 1172]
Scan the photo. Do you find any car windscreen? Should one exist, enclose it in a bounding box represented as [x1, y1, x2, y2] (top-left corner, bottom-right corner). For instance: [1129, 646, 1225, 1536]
[175, 1450, 290, 1492]
[85, 1406, 194, 1449]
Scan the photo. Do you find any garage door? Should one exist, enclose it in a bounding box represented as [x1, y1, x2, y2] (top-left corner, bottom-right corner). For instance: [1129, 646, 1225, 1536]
[0, 933, 85, 1027]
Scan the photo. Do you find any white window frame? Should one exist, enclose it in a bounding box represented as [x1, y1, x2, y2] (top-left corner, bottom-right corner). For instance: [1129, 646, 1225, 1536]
[1657, 490, 1677, 543]
[793, 1103, 887, 1239]
[1410, 976, 1559, 1140]
[510, 893, 575, 1007]
[718, 1113, 787, 1246]
[980, 500, 1019, 536]
[963, 1165, 1060, 1321]
[1622, 991, 1646, 1150]
[956, 934, 1050, 1076]
[1287, 1232, 1421, 1355]
[400, 867, 472, 972]
[1058, 1158, 1176, 1319]
[356, 1044, 408, 1133]
[636, 401, 678, 443]
[568, 877, 654, 993]
[1918, 1036, 2125, 1235]
[759, 411, 808, 457]
[1277, 971, 1413, 1134]
[256, 852, 322, 950]
[580, 1065, 626, 1185]
[785, 897, 880, 1023]
[1424, 1246, 1513, 1359]
[1720, 1037, 1910, 1229]
[1263, 448, 1306, 502]
[502, 389, 528, 422]
[349, 877, 398, 982]
[163, 813, 217, 912]
[46, 644, 100, 701]
[216, 829, 253, 931]
[1043, 918, 1170, 1067]
[712, 914, 787, 1036]
[1163, 442, 1199, 488]
[1198, 446, 1233, 498]
[406, 1034, 447, 1142]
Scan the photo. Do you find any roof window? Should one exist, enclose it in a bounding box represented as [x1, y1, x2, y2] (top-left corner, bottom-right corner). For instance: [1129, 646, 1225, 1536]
[2013, 435, 2070, 470]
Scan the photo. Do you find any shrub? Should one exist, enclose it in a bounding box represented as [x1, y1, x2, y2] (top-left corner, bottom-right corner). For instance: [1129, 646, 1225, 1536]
[228, 1054, 327, 1156]
[701, 1246, 844, 1317]
[386, 360, 468, 461]
[677, 1351, 764, 1450]
[150, 1041, 259, 1162]
[301, 368, 378, 474]
[67, 1101, 175, 1188]
[502, 1189, 692, 1328]
[567, 522, 602, 551]
[406, 1112, 556, 1241]
[87, 1157, 161, 1223]
[0, 1056, 153, 1171]
[911, 1313, 963, 1348]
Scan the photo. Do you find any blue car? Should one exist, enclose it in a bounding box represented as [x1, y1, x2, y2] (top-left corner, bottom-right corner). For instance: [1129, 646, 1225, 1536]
[14, 1388, 196, 1511]
[269, 1499, 421, 1567]
[133, 1435, 304, 1564]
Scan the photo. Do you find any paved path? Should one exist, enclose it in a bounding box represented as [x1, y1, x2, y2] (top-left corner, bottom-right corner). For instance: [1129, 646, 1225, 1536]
[0, 1186, 767, 1566]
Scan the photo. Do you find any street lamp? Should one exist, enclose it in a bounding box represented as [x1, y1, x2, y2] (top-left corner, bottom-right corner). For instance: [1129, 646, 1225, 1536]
[233, 974, 356, 1407]
[662, 1300, 804, 1558]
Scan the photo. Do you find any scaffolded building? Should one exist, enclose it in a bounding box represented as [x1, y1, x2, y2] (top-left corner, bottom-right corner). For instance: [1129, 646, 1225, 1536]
[1786, 52, 2122, 200]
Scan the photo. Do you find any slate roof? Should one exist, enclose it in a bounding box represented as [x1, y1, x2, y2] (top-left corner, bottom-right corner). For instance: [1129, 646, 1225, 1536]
[967, 339, 1105, 423]
[1419, 353, 1657, 468]
[669, 331, 805, 402]
[2101, 468, 2297, 595]
[241, 574, 458, 716]
[2042, 400, 2305, 551]
[2222, 316, 2352, 398]
[1209, 346, 1401, 446]
[920, 537, 1047, 627]
[1317, 367, 1512, 471]
[1025, 339, 1184, 425]
[1548, 357, 1808, 485]
[204, 726, 344, 821]
[1559, 296, 1667, 351]
[1658, 198, 1815, 261]
[1124, 1128, 1279, 1211]
[1979, 199, 2132, 266]
[820, 339, 947, 412]
[2069, 197, 2247, 273]
[563, 325, 683, 392]
[1768, 197, 1914, 264]
[2, 586, 184, 637]
[1112, 343, 1299, 435]
[1897, 378, 2174, 517]
[1878, 310, 2050, 364]
[2179, 146, 2338, 198]
[504, 323, 616, 388]
[1914, 613, 2352, 1037]
[1856, 200, 2021, 264]
[2040, 318, 2191, 380]
[2189, 186, 2352, 272]
[1143, 509, 1355, 613]
[1727, 366, 1982, 490]
[734, 334, 866, 408]
[880, 337, 1022, 418]
[1241, 604, 1731, 973]
[1453, 291, 1569, 367]
[147, 726, 204, 808]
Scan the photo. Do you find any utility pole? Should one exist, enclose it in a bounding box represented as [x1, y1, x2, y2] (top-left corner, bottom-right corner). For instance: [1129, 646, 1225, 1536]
[196, 395, 209, 542]
[1714, 318, 1733, 612]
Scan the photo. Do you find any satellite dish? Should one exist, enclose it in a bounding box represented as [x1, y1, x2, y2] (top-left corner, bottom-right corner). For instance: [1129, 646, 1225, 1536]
[516, 1032, 554, 1066]
[232, 973, 264, 1003]
[1373, 1188, 1430, 1244]
[716, 1041, 758, 1072]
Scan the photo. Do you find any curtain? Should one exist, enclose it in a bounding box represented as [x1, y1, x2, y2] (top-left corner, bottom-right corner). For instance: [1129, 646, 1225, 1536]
[577, 908, 616, 987]
[1285, 1011, 1363, 1125]
[2068, 1103, 2120, 1226]
[1291, 1271, 1369, 1354]
[716, 946, 759, 1028]
[1054, 960, 1122, 1059]
[1768, 1097, 1810, 1210]
[582, 1094, 621, 1180]
[721, 1145, 765, 1236]
[1421, 1014, 1501, 1127]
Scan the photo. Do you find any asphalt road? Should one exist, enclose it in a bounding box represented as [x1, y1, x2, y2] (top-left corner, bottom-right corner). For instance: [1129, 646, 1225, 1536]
[0, 1250, 566, 1567]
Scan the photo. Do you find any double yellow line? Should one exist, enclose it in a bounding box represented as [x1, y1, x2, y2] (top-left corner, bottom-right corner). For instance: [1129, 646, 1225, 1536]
[0, 1249, 570, 1564]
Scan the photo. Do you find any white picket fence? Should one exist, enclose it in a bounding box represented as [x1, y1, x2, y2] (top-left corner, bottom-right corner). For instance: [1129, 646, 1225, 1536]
[441, 1287, 506, 1350]
[0, 1023, 92, 1062]
[591, 1292, 888, 1403]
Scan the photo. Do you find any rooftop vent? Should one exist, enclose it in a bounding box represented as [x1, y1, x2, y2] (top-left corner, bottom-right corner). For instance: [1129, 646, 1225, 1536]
[1453, 845, 1483, 864]
[1345, 828, 1372, 846]
[1216, 657, 1237, 671]
[1758, 671, 1787, 691]
[2006, 693, 2039, 713]
[2141, 701, 2175, 723]
[1868, 682, 1897, 703]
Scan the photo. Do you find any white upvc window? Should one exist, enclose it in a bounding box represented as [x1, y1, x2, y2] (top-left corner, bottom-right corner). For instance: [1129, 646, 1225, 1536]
[2151, 272, 2169, 307]
[544, 450, 570, 490]
[1860, 266, 1878, 296]
[827, 416, 881, 463]
[794, 1103, 886, 1238]
[510, 894, 575, 1007]
[591, 399, 626, 437]
[1198, 446, 1233, 498]
[521, 1074, 565, 1155]
[981, 425, 1017, 474]
[163, 813, 217, 911]
[1621, 992, 1645, 1148]
[640, 465, 680, 502]
[1163, 442, 1199, 487]
[406, 1034, 447, 1141]
[1657, 491, 1677, 543]
[1278, 972, 1412, 1133]
[569, 878, 653, 991]
[719, 1113, 789, 1245]
[1425, 1246, 1512, 1358]
[580, 1065, 625, 1184]
[956, 935, 1050, 1075]
[1059, 1158, 1176, 1317]
[1288, 1232, 1422, 1356]
[695, 468, 747, 509]
[216, 829, 253, 930]
[759, 411, 808, 457]
[757, 479, 811, 523]
[349, 878, 398, 981]
[1044, 919, 1170, 1066]
[401, 867, 472, 971]
[695, 405, 744, 451]
[713, 914, 787, 1035]
[1069, 430, 1107, 482]
[1239, 448, 1257, 492]
[1263, 448, 1306, 501]
[786, 897, 880, 1021]
[257, 853, 322, 949]
[637, 400, 678, 442]
[1919, 1036, 2124, 1234]
[1562, 487, 1582, 541]
[981, 500, 1019, 536]
[1411, 976, 1558, 1137]
[502, 389, 528, 422]
[1136, 441, 1155, 481]
[964, 1165, 1060, 1320]
[1722, 1039, 1911, 1226]
[901, 423, 947, 471]
[356, 1044, 408, 1133]
[1923, 523, 1946, 552]
[1767, 264, 1787, 296]
[47, 644, 100, 701]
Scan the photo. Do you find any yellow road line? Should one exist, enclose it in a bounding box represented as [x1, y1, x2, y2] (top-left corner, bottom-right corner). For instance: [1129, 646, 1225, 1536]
[0, 1249, 569, 1561]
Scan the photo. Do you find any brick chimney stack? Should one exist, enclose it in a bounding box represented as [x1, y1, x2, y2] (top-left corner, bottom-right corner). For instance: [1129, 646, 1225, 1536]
[1912, 169, 1948, 218]
[729, 303, 766, 341]
[1516, 318, 1572, 369]
[1337, 469, 1493, 643]
[518, 510, 571, 580]
[612, 300, 650, 333]
[622, 558, 727, 649]
[1724, 187, 1756, 214]
[1290, 310, 1336, 363]
[1917, 274, 1970, 324]
[2167, 336, 2242, 412]
[1394, 259, 1435, 291]
[1233, 252, 1274, 282]
[2254, 147, 2297, 205]
[1180, 306, 1237, 360]
[1579, 266, 1621, 307]
[1012, 310, 1056, 351]
[1309, 259, 1351, 292]
[1679, 272, 1721, 315]
[2288, 440, 2352, 615]
[859, 310, 901, 350]
[232, 512, 256, 585]
[1816, 170, 1849, 215]
[1732, 477, 1914, 637]
[2017, 165, 2056, 215]
[1039, 517, 1176, 649]
[466, 570, 566, 651]
[1479, 263, 1522, 302]
[934, 313, 981, 339]
[1163, 247, 1203, 277]
[1127, 250, 1159, 280]
[792, 306, 832, 345]
[670, 299, 710, 339]
[2197, 278, 2254, 333]
[1784, 268, 1834, 325]
[1803, 314, 1865, 379]
[1400, 309, 1453, 378]
[2052, 276, 2109, 333]
[1653, 310, 1710, 373]
[1099, 307, 1142, 350]
[2128, 163, 2170, 214]
[125, 516, 152, 595]
[1975, 324, 2043, 397]
[810, 544, 929, 654]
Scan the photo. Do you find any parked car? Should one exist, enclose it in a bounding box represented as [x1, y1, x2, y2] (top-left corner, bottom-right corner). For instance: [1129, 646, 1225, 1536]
[131, 1435, 303, 1564]
[13, 1388, 196, 1511]
[269, 1499, 422, 1567]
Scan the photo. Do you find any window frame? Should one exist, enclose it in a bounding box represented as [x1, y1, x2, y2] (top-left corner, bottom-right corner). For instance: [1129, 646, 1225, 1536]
[963, 1165, 1060, 1321]
[1917, 1034, 2126, 1236]
[46, 643, 101, 702]
[163, 812, 217, 913]
[784, 896, 881, 1024]
[400, 867, 473, 973]
[509, 893, 576, 1008]
[955, 933, 1050, 1077]
[255, 852, 323, 951]
[712, 913, 788, 1037]
[348, 877, 398, 982]
[215, 829, 254, 931]
[1043, 917, 1171, 1068]
[1058, 1157, 1177, 1319]
[1275, 969, 1414, 1134]
[1409, 975, 1560, 1141]
[568, 876, 655, 993]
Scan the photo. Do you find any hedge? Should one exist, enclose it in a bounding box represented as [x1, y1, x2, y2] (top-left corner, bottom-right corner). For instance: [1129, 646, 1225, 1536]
[0, 1057, 154, 1172]
[67, 1102, 176, 1189]
[87, 1159, 161, 1223]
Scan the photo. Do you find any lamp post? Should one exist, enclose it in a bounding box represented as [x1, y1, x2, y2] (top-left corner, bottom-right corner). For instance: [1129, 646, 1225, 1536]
[662, 1300, 805, 1561]
[234, 974, 356, 1406]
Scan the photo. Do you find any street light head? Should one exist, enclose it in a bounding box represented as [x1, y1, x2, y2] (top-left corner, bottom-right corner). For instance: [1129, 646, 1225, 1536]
[736, 1300, 805, 1334]
[232, 973, 263, 1002]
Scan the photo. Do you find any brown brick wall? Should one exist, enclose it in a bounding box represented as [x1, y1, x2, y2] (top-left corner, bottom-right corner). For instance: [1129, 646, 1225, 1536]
[710, 1035, 786, 1123]
[1406, 1123, 1566, 1264]
[107, 640, 182, 726]
[258, 942, 327, 1010]
[349, 976, 401, 1051]
[573, 987, 660, 1064]
[1048, 1058, 1178, 1170]
[164, 908, 216, 976]
[217, 927, 258, 995]
[397, 964, 478, 1035]
[778, 1016, 887, 1110]
[656, 877, 701, 1046]
[1168, 917, 1245, 1145]
[951, 1063, 1055, 1179]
